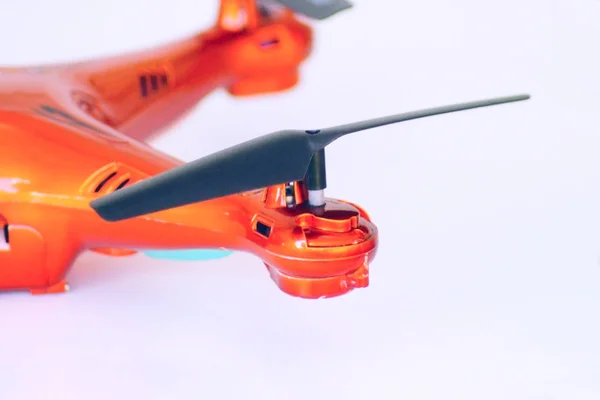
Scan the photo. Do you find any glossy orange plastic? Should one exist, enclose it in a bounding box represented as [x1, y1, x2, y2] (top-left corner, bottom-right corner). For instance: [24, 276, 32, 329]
[0, 0, 376, 299]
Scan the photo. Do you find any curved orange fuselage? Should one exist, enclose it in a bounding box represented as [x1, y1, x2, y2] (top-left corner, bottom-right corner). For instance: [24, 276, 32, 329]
[0, 4, 376, 299]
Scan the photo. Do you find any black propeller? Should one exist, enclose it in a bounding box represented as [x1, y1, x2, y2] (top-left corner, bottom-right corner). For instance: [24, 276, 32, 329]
[90, 94, 530, 222]
[269, 0, 353, 20]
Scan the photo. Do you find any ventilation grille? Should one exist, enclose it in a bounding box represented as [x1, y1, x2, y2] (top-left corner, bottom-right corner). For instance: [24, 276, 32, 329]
[139, 72, 169, 98]
[90, 63, 173, 100]
[80, 162, 148, 196]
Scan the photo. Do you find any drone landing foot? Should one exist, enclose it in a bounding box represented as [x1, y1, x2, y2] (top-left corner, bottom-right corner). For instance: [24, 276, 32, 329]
[265, 262, 369, 299]
[30, 280, 70, 295]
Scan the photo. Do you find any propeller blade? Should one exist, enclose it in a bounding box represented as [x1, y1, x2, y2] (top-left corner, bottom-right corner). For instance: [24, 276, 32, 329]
[91, 130, 317, 221]
[271, 0, 353, 20]
[311, 94, 531, 146]
[90, 94, 530, 222]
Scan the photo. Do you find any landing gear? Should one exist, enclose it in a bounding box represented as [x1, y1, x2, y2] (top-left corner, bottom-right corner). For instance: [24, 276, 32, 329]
[30, 280, 70, 295]
[0, 214, 77, 295]
[264, 261, 369, 299]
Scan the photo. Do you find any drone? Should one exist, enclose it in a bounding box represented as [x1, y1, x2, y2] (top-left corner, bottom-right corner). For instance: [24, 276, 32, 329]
[0, 0, 530, 299]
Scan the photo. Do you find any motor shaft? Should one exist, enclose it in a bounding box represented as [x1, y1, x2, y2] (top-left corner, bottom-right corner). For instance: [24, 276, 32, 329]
[305, 149, 326, 207]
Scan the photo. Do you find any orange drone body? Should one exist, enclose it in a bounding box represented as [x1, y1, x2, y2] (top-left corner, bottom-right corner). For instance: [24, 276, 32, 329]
[0, 0, 373, 298]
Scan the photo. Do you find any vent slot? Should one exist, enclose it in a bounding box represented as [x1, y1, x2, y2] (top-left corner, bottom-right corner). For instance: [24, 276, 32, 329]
[115, 179, 130, 191]
[259, 38, 280, 48]
[139, 75, 148, 97]
[150, 75, 158, 92]
[80, 162, 149, 196]
[254, 220, 272, 238]
[139, 70, 169, 98]
[1, 224, 9, 250]
[94, 172, 117, 193]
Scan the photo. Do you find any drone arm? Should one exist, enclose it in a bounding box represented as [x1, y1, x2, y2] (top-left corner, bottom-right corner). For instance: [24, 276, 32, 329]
[62, 32, 231, 142]
[56, 1, 332, 143]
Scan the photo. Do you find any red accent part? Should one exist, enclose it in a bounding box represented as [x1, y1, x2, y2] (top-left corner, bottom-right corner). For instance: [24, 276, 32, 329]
[30, 280, 70, 295]
[265, 262, 369, 299]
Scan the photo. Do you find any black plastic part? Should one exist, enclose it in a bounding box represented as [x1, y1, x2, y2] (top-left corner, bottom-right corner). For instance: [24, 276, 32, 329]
[255, 221, 272, 237]
[305, 149, 326, 190]
[91, 129, 319, 220]
[272, 0, 353, 20]
[259, 3, 270, 17]
[285, 183, 296, 206]
[2, 224, 8, 244]
[90, 94, 530, 222]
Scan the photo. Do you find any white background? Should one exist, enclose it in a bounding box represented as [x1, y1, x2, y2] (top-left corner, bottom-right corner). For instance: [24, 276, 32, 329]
[1, 0, 600, 399]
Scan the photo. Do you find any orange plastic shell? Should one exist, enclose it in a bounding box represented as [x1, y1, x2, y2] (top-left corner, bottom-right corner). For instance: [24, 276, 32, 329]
[0, 1, 377, 299]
